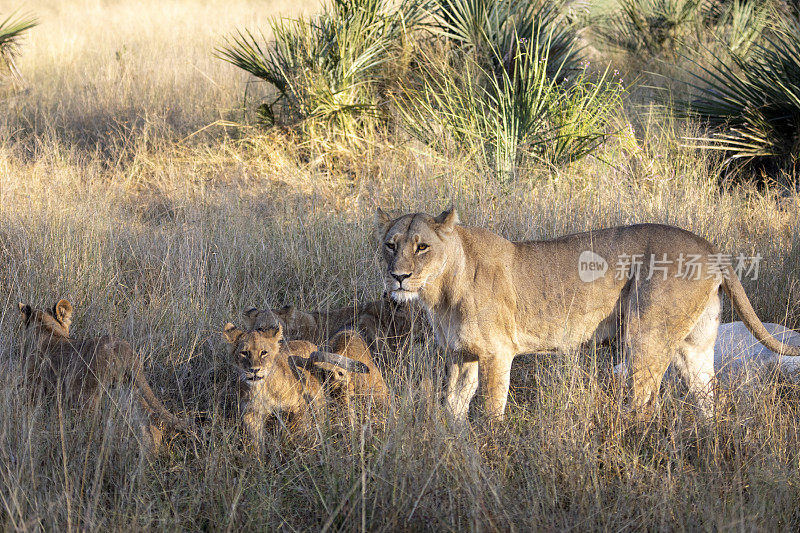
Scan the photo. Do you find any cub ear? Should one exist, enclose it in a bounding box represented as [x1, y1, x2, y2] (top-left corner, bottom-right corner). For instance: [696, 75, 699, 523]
[53, 299, 73, 329]
[434, 207, 459, 234]
[241, 308, 259, 330]
[18, 302, 32, 322]
[263, 323, 283, 340]
[375, 207, 393, 241]
[222, 323, 244, 344]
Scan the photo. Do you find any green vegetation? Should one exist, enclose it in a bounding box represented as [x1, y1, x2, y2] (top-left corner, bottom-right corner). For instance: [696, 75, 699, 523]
[676, 9, 800, 169]
[0, 11, 37, 81]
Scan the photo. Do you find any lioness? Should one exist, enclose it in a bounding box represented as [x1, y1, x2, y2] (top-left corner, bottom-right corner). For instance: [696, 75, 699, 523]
[375, 208, 800, 421]
[18, 299, 193, 452]
[222, 322, 368, 445]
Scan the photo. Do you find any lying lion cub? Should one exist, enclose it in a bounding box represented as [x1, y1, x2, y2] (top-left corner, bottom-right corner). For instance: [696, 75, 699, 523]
[18, 299, 193, 452]
[222, 321, 368, 446]
[242, 294, 423, 351]
[311, 329, 389, 408]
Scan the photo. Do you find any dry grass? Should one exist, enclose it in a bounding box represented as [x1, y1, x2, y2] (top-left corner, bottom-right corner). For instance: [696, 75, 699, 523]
[2, 0, 800, 530]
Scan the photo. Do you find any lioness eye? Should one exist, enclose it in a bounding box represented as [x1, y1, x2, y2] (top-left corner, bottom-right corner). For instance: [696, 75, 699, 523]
[417, 243, 428, 252]
[260, 350, 267, 356]
[385, 242, 395, 251]
[240, 351, 249, 358]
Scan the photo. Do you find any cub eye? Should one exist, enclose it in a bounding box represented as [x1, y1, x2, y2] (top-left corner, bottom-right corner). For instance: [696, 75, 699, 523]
[385, 242, 395, 251]
[239, 350, 250, 358]
[416, 243, 429, 252]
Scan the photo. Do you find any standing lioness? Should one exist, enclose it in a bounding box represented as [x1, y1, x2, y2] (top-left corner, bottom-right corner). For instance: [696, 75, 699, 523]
[376, 208, 800, 421]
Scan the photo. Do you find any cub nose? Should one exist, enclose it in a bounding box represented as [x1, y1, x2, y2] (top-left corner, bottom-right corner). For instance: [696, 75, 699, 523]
[392, 272, 411, 283]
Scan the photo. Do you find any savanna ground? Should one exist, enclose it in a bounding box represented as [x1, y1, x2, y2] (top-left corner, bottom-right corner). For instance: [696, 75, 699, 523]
[2, 0, 800, 530]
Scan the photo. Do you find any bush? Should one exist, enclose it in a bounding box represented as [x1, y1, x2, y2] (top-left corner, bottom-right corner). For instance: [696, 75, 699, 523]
[594, 0, 769, 61]
[396, 30, 624, 180]
[0, 11, 38, 82]
[217, 0, 424, 142]
[431, 0, 581, 76]
[674, 10, 800, 170]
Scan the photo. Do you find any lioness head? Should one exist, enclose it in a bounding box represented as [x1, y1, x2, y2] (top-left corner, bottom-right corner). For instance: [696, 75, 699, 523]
[375, 207, 459, 303]
[223, 323, 283, 385]
[18, 299, 73, 337]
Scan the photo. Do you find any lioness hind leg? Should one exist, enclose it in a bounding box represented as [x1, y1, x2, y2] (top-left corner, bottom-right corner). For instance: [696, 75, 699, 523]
[625, 331, 673, 420]
[674, 292, 720, 417]
[624, 291, 681, 420]
[446, 357, 479, 423]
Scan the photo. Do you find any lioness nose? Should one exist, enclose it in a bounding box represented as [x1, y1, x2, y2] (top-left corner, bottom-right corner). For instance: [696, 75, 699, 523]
[392, 272, 411, 283]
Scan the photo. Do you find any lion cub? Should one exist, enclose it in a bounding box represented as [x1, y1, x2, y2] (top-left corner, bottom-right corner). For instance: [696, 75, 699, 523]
[222, 322, 369, 445]
[18, 299, 193, 453]
[242, 294, 424, 352]
[316, 329, 389, 408]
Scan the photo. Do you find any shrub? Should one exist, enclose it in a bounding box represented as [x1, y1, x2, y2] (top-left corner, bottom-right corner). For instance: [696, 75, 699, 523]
[396, 30, 624, 181]
[675, 11, 800, 169]
[0, 11, 38, 82]
[217, 0, 424, 142]
[431, 0, 581, 76]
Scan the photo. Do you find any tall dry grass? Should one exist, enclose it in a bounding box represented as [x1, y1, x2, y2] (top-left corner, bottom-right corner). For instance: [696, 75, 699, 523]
[2, 0, 800, 530]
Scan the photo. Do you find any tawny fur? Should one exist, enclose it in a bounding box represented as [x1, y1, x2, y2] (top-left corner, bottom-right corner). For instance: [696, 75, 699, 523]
[317, 329, 389, 408]
[375, 208, 800, 422]
[243, 296, 425, 353]
[18, 299, 192, 453]
[222, 322, 325, 445]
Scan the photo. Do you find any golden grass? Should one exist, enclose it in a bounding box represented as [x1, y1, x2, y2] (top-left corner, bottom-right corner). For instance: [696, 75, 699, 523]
[2, 0, 800, 530]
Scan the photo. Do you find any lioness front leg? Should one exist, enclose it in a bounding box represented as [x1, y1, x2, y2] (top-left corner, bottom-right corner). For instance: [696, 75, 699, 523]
[480, 354, 514, 420]
[446, 354, 479, 423]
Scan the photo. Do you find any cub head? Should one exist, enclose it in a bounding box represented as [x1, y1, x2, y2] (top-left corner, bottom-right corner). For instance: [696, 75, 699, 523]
[18, 299, 73, 338]
[241, 307, 283, 331]
[223, 322, 283, 385]
[375, 207, 459, 303]
[270, 305, 317, 338]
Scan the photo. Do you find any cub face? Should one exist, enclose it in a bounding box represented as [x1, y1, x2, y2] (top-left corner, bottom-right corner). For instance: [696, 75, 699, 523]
[223, 323, 283, 386]
[18, 299, 73, 337]
[375, 208, 459, 303]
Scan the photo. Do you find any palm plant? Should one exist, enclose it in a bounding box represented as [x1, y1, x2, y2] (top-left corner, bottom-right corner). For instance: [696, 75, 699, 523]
[431, 0, 581, 76]
[218, 0, 424, 138]
[676, 13, 800, 167]
[396, 31, 623, 180]
[594, 0, 703, 58]
[0, 11, 38, 81]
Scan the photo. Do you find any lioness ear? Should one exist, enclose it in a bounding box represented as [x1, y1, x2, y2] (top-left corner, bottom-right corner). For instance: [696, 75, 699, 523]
[222, 323, 244, 344]
[53, 299, 73, 329]
[375, 207, 393, 240]
[434, 207, 459, 234]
